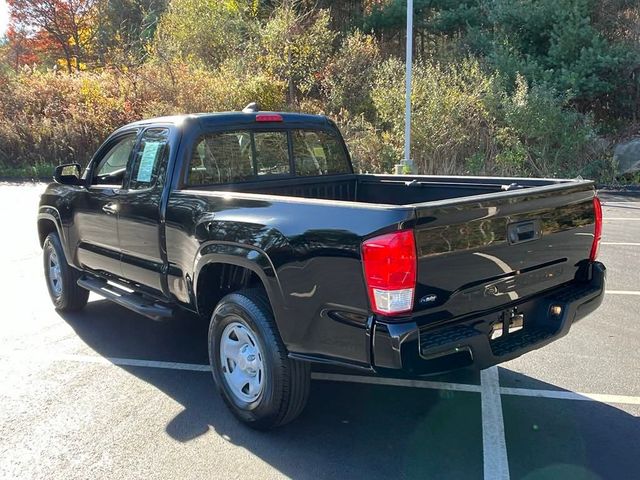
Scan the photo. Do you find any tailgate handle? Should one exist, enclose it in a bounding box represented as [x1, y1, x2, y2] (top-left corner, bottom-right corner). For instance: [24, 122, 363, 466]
[508, 220, 539, 244]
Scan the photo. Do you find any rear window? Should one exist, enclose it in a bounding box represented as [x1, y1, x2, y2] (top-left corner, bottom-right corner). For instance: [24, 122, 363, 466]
[291, 130, 349, 176]
[187, 128, 350, 185]
[255, 131, 289, 176]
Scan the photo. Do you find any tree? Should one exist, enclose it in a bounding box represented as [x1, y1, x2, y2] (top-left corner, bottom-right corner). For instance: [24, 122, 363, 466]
[4, 26, 41, 69]
[258, 2, 335, 106]
[321, 30, 380, 117]
[154, 0, 247, 69]
[361, 0, 438, 58]
[94, 0, 167, 68]
[482, 0, 638, 119]
[8, 0, 98, 72]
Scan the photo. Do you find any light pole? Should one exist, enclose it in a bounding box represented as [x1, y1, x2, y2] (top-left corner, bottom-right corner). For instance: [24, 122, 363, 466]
[402, 0, 414, 174]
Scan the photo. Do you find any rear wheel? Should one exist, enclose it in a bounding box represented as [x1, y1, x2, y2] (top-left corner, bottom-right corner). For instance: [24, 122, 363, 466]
[43, 232, 89, 311]
[209, 289, 310, 429]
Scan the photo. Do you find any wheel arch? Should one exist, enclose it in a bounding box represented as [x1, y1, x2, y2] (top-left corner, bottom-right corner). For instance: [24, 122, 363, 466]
[38, 208, 78, 268]
[193, 249, 287, 338]
[37, 212, 63, 246]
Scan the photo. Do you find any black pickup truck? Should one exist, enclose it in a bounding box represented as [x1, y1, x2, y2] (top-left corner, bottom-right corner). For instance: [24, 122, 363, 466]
[38, 108, 606, 428]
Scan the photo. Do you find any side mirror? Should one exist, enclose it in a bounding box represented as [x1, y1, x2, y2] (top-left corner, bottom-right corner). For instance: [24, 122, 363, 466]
[53, 163, 83, 185]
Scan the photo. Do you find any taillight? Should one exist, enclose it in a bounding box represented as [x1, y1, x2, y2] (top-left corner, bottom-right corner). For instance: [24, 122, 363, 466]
[362, 230, 416, 315]
[590, 196, 603, 261]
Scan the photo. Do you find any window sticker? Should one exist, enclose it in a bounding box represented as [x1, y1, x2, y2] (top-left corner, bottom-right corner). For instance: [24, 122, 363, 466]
[137, 142, 161, 182]
[312, 146, 326, 159]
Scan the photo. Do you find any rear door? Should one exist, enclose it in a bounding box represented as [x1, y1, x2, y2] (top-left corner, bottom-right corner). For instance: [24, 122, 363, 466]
[411, 183, 596, 321]
[117, 127, 173, 294]
[72, 131, 138, 277]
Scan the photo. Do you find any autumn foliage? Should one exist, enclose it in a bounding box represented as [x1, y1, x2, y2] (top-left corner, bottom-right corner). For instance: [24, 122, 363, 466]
[7, 0, 97, 72]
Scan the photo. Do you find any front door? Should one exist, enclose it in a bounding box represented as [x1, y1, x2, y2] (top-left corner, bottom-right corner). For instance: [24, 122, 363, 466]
[71, 132, 138, 277]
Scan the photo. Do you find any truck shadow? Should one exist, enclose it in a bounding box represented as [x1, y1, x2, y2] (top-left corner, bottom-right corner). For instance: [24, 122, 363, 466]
[58, 299, 639, 480]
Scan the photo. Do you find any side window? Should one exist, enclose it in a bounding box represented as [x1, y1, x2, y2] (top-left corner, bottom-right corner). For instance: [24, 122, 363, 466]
[187, 131, 254, 185]
[292, 130, 350, 176]
[92, 135, 137, 186]
[128, 128, 170, 190]
[254, 131, 289, 176]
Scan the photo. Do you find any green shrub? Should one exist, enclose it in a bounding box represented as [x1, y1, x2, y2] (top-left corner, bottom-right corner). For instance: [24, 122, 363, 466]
[0, 64, 286, 174]
[368, 59, 606, 178]
[372, 58, 498, 175]
[321, 31, 380, 118]
[495, 75, 601, 178]
[335, 112, 400, 174]
[0, 68, 137, 170]
[135, 59, 286, 116]
[154, 0, 247, 68]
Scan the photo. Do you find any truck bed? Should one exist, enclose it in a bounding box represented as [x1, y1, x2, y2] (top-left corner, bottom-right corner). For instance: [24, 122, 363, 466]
[187, 172, 597, 327]
[195, 173, 572, 205]
[187, 170, 597, 338]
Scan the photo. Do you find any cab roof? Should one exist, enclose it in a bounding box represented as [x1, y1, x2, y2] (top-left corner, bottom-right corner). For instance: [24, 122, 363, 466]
[120, 111, 331, 130]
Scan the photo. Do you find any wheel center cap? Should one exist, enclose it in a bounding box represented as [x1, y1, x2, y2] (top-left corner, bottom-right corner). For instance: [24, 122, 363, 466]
[238, 345, 258, 374]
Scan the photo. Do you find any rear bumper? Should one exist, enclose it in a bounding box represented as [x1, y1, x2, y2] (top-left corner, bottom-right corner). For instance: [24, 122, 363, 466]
[372, 262, 606, 375]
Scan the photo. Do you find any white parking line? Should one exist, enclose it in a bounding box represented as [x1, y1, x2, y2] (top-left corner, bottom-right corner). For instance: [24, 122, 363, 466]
[604, 218, 640, 221]
[56, 353, 212, 371]
[311, 372, 481, 392]
[499, 387, 640, 405]
[3, 351, 639, 405]
[601, 242, 640, 246]
[481, 367, 510, 480]
[606, 290, 640, 296]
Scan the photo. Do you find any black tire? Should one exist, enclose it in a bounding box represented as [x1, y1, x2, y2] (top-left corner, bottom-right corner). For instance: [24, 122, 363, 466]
[43, 232, 89, 311]
[209, 288, 310, 429]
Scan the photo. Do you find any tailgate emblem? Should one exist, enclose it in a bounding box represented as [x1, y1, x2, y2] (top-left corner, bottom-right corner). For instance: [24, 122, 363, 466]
[419, 294, 438, 305]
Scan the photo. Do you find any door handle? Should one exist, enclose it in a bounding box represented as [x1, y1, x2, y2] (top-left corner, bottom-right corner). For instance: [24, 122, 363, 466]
[102, 202, 118, 215]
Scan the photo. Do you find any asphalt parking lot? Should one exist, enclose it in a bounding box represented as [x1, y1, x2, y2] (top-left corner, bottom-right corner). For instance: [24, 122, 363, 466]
[1, 183, 638, 479]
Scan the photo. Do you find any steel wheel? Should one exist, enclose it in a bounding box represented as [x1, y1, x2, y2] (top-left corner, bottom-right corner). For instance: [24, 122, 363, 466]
[48, 250, 63, 297]
[209, 289, 310, 428]
[219, 320, 265, 403]
[42, 232, 89, 311]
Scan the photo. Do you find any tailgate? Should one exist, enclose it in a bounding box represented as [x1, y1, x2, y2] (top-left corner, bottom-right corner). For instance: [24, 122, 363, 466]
[412, 182, 597, 321]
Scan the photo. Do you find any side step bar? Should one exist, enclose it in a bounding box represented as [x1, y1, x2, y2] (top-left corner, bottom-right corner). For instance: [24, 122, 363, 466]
[77, 276, 174, 321]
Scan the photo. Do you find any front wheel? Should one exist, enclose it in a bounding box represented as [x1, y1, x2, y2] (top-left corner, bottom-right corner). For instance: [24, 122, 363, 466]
[43, 232, 89, 311]
[209, 289, 310, 429]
